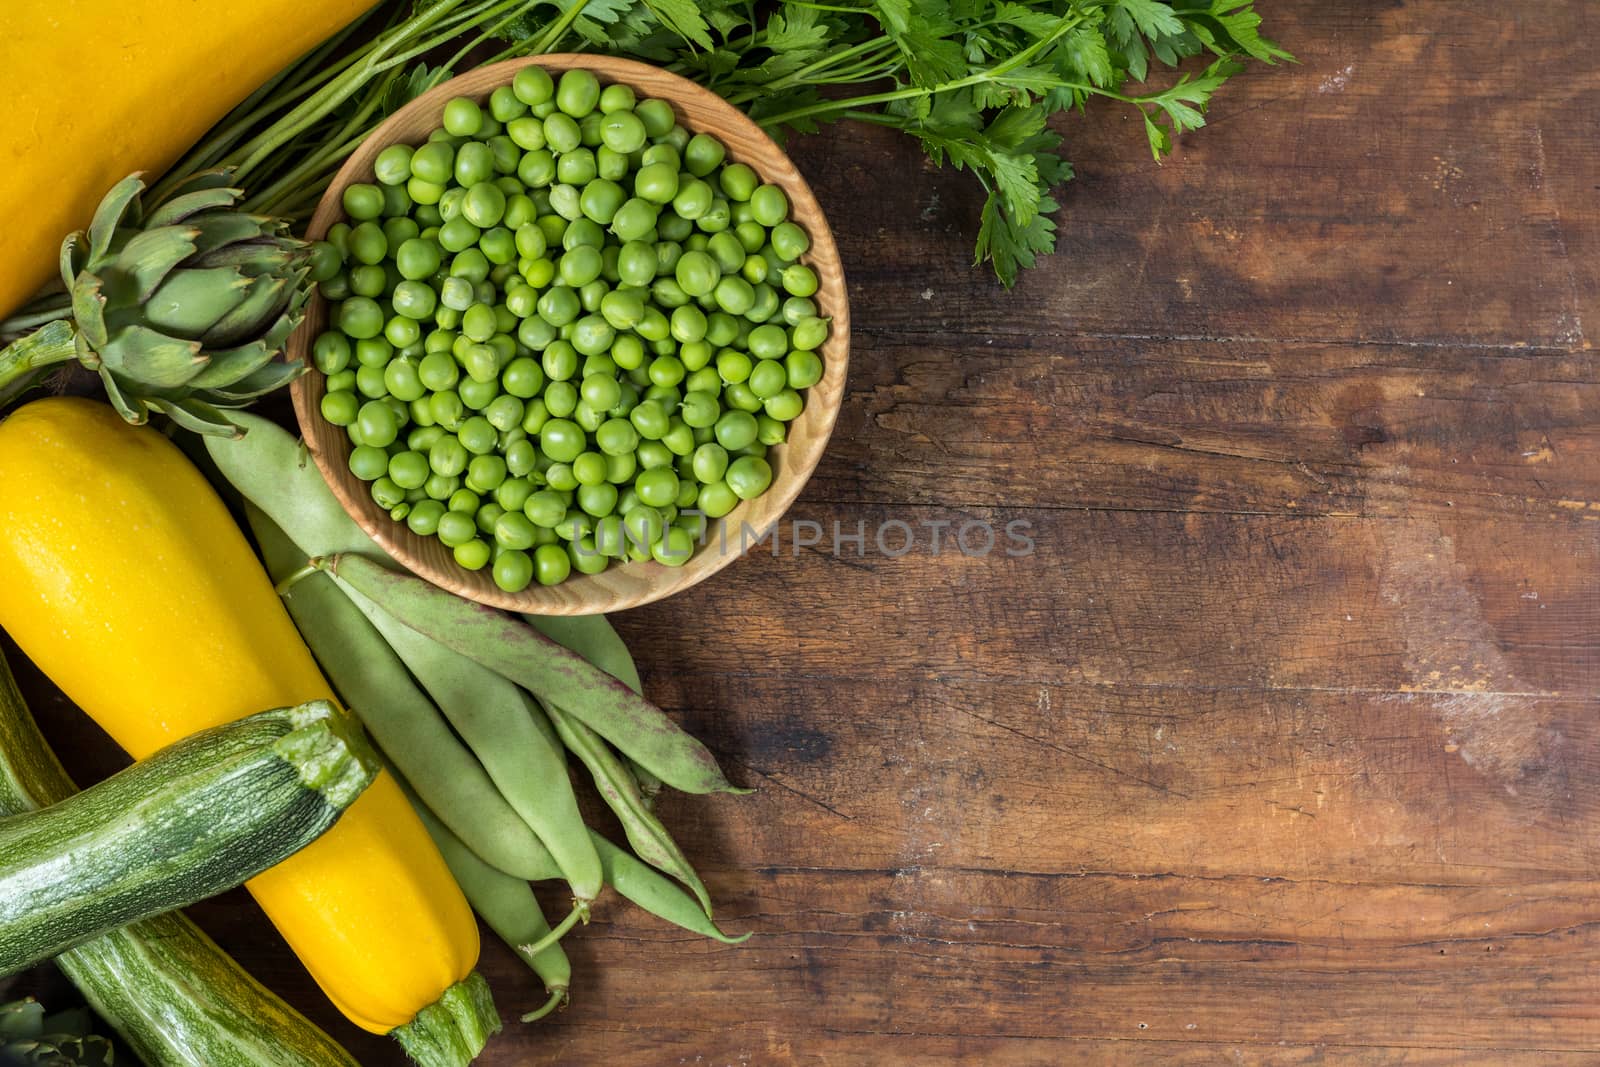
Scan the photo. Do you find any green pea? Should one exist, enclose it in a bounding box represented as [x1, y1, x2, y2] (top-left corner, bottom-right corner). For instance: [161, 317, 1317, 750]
[543, 380, 578, 418]
[313, 331, 351, 374]
[629, 400, 669, 440]
[443, 97, 484, 137]
[519, 148, 557, 187]
[573, 480, 616, 517]
[634, 98, 675, 138]
[651, 526, 694, 567]
[337, 297, 384, 339]
[321, 390, 359, 426]
[428, 385, 465, 427]
[466, 453, 509, 493]
[719, 163, 758, 202]
[690, 442, 728, 483]
[453, 539, 491, 571]
[609, 198, 658, 243]
[600, 110, 647, 154]
[683, 133, 725, 177]
[713, 409, 758, 451]
[735, 223, 767, 260]
[634, 162, 679, 204]
[725, 381, 763, 413]
[544, 113, 582, 154]
[480, 226, 517, 265]
[405, 499, 446, 536]
[308, 241, 343, 283]
[769, 220, 809, 261]
[536, 417, 583, 462]
[448, 489, 483, 517]
[591, 416, 637, 456]
[657, 209, 694, 242]
[439, 216, 482, 253]
[632, 466, 677, 508]
[505, 438, 538, 477]
[672, 179, 713, 221]
[371, 476, 407, 510]
[707, 231, 745, 273]
[533, 543, 572, 585]
[538, 286, 581, 327]
[697, 479, 738, 518]
[781, 263, 819, 298]
[621, 504, 666, 551]
[617, 240, 658, 287]
[723, 455, 773, 500]
[764, 388, 804, 422]
[381, 182, 413, 218]
[437, 510, 477, 547]
[636, 440, 674, 471]
[673, 389, 717, 428]
[555, 69, 599, 117]
[748, 183, 788, 226]
[697, 199, 731, 233]
[485, 395, 525, 432]
[674, 250, 720, 297]
[458, 416, 498, 455]
[557, 147, 598, 186]
[491, 548, 534, 592]
[430, 434, 470, 476]
[349, 444, 389, 481]
[423, 472, 459, 501]
[522, 489, 565, 528]
[513, 65, 554, 106]
[411, 142, 454, 185]
[714, 275, 755, 315]
[559, 245, 604, 287]
[343, 182, 385, 220]
[571, 315, 615, 356]
[792, 316, 829, 351]
[381, 357, 424, 402]
[748, 359, 788, 399]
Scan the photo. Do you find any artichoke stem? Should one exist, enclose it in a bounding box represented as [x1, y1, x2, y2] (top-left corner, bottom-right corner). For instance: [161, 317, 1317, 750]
[0, 321, 78, 408]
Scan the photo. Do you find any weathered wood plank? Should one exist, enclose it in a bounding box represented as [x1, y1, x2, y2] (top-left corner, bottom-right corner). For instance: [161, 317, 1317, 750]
[813, 335, 1600, 520]
[803, 3, 1600, 351]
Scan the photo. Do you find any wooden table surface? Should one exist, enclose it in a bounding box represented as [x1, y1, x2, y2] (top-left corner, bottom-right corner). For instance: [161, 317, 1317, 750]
[6, 1, 1600, 1063]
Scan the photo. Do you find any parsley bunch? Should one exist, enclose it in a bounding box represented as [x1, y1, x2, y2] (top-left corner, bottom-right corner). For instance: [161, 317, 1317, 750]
[510, 0, 1290, 286]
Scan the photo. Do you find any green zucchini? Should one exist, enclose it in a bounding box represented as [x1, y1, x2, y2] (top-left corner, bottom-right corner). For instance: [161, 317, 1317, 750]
[0, 698, 376, 976]
[0, 648, 361, 1067]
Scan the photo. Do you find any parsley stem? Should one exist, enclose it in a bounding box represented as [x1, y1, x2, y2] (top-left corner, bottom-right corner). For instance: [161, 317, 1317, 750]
[759, 10, 1081, 129]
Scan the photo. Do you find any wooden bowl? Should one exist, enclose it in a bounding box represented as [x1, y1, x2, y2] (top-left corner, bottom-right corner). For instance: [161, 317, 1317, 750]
[290, 55, 849, 614]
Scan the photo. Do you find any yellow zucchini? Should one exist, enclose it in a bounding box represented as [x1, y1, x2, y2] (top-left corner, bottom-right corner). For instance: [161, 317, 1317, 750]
[0, 1, 372, 319]
[0, 398, 494, 1060]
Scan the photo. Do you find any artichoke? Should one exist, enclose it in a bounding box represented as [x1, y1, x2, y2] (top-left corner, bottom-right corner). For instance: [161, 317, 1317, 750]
[53, 169, 312, 436]
[0, 998, 114, 1066]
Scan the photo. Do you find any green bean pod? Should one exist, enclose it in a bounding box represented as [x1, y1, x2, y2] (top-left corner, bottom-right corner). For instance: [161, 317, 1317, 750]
[542, 701, 713, 917]
[339, 582, 604, 905]
[250, 507, 557, 882]
[318, 554, 743, 796]
[589, 832, 749, 945]
[407, 788, 572, 1013]
[206, 413, 378, 560]
[524, 614, 662, 805]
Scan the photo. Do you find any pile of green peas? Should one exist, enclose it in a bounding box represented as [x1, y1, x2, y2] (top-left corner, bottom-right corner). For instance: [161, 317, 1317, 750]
[307, 66, 830, 593]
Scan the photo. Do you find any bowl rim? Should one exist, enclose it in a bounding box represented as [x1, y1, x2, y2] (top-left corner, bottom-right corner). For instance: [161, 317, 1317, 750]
[289, 53, 850, 614]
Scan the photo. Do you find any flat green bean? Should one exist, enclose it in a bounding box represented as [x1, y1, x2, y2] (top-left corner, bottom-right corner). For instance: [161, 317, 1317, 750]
[524, 614, 661, 805]
[407, 787, 572, 1018]
[251, 507, 556, 881]
[208, 413, 377, 559]
[590, 832, 748, 945]
[543, 701, 712, 917]
[317, 555, 743, 796]
[340, 581, 604, 906]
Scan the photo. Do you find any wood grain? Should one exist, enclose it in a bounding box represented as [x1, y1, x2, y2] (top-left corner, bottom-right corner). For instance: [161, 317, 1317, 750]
[292, 55, 850, 614]
[5, 1, 1600, 1064]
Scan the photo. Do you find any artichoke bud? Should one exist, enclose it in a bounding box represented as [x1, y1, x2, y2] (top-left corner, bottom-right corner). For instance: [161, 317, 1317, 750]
[60, 169, 312, 435]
